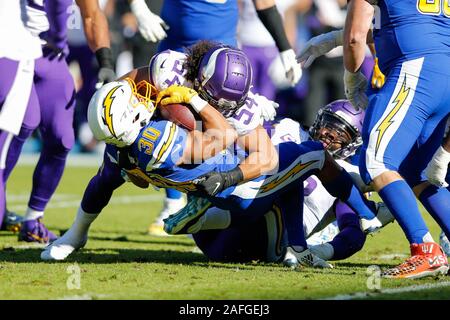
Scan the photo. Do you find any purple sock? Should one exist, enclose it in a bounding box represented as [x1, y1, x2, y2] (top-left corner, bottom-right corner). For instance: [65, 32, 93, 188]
[328, 201, 366, 260]
[419, 185, 450, 239]
[323, 169, 377, 220]
[27, 145, 70, 211]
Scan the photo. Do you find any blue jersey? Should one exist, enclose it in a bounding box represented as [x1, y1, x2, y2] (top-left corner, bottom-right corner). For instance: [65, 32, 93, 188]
[373, 0, 450, 73]
[106, 119, 240, 193]
[159, 0, 238, 52]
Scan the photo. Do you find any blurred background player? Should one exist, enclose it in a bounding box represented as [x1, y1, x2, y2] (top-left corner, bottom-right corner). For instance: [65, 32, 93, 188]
[0, 0, 42, 231]
[2, 0, 116, 244]
[343, 0, 450, 278]
[131, 0, 302, 235]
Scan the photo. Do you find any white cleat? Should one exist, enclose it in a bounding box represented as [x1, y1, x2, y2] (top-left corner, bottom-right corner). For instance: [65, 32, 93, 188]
[40, 230, 87, 261]
[284, 246, 333, 269]
[148, 197, 186, 236]
[440, 231, 450, 257]
[360, 217, 383, 235]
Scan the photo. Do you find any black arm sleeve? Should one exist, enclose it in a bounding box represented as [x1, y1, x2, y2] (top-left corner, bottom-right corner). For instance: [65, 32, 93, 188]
[256, 5, 291, 52]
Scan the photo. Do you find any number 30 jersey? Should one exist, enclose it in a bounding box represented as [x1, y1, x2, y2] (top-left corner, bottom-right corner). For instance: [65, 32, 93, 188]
[368, 0, 450, 73]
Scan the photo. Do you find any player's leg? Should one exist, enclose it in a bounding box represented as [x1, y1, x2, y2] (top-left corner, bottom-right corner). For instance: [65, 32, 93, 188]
[359, 58, 448, 278]
[309, 201, 366, 261]
[19, 57, 76, 243]
[41, 148, 125, 260]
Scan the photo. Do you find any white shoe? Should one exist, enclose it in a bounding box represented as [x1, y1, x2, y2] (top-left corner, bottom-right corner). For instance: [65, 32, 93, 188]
[440, 231, 450, 257]
[148, 197, 187, 236]
[283, 247, 299, 268]
[40, 229, 87, 261]
[375, 202, 395, 227]
[284, 246, 333, 269]
[360, 217, 383, 234]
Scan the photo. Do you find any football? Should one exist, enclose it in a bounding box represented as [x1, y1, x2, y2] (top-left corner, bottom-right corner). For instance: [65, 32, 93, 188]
[159, 103, 197, 131]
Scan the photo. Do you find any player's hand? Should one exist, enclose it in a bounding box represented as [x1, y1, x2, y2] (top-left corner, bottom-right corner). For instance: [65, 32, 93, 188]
[96, 67, 117, 89]
[41, 35, 69, 61]
[254, 93, 278, 122]
[193, 167, 244, 197]
[156, 85, 198, 105]
[344, 70, 368, 110]
[131, 0, 169, 43]
[280, 49, 302, 86]
[425, 146, 450, 188]
[297, 30, 343, 68]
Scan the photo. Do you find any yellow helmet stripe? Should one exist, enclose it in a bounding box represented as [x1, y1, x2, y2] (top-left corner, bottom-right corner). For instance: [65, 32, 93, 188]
[103, 85, 121, 138]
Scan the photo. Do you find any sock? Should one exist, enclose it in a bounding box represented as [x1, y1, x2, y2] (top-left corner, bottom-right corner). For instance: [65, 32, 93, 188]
[280, 186, 307, 249]
[328, 202, 366, 260]
[166, 188, 182, 200]
[70, 206, 99, 237]
[379, 180, 431, 244]
[419, 185, 450, 238]
[200, 207, 231, 230]
[23, 207, 44, 221]
[323, 169, 376, 220]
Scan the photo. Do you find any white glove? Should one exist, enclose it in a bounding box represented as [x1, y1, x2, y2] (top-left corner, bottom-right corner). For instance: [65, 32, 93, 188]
[297, 30, 343, 68]
[425, 146, 450, 188]
[280, 49, 302, 87]
[344, 69, 369, 110]
[253, 93, 279, 122]
[130, 0, 169, 43]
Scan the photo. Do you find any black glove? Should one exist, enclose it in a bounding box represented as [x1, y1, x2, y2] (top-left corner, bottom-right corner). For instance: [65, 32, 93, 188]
[95, 47, 116, 88]
[193, 167, 244, 197]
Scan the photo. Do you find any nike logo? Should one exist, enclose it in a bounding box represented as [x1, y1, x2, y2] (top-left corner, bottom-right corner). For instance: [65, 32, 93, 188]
[160, 59, 167, 69]
[212, 182, 221, 195]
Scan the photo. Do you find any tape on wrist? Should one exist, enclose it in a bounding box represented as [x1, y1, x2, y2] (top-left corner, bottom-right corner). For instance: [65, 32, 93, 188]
[190, 94, 208, 113]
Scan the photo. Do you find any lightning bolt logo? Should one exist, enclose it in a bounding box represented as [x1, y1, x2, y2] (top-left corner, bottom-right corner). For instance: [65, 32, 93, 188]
[375, 75, 410, 155]
[259, 160, 317, 193]
[155, 122, 177, 163]
[103, 85, 121, 137]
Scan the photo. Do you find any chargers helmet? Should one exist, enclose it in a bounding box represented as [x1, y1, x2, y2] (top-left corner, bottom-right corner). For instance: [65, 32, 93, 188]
[87, 78, 156, 148]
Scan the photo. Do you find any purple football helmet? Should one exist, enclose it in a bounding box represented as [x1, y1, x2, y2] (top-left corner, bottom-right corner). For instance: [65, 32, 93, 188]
[310, 99, 365, 159]
[196, 46, 253, 117]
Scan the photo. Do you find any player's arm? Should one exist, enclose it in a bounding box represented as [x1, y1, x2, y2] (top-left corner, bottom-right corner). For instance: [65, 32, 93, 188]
[253, 0, 302, 86]
[76, 0, 116, 85]
[236, 125, 279, 180]
[343, 0, 374, 110]
[156, 86, 238, 164]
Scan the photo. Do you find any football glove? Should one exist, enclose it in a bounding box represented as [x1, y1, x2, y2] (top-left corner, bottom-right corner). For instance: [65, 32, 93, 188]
[156, 85, 207, 112]
[297, 30, 343, 68]
[131, 0, 169, 43]
[280, 49, 302, 86]
[253, 93, 279, 122]
[193, 167, 244, 197]
[371, 58, 386, 89]
[344, 70, 369, 111]
[425, 146, 450, 188]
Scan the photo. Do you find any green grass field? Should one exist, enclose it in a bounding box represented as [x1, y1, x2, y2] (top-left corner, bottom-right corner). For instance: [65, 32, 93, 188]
[0, 163, 449, 300]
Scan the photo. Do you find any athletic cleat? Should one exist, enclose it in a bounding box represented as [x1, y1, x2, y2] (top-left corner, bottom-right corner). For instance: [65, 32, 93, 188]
[381, 242, 449, 279]
[147, 223, 168, 237]
[18, 218, 58, 244]
[439, 231, 450, 257]
[1, 210, 23, 233]
[148, 197, 186, 236]
[283, 248, 300, 268]
[284, 246, 333, 269]
[163, 196, 212, 235]
[40, 230, 87, 261]
[360, 217, 383, 235]
[375, 202, 395, 227]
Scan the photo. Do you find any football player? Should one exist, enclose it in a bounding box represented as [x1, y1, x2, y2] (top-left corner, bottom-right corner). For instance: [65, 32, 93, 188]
[172, 100, 394, 265]
[0, 0, 117, 244]
[126, 43, 282, 235]
[341, 0, 450, 278]
[41, 81, 385, 265]
[130, 0, 302, 222]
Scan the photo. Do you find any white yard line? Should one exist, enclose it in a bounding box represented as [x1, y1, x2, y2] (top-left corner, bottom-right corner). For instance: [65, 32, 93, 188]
[325, 281, 450, 300]
[7, 194, 165, 211]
